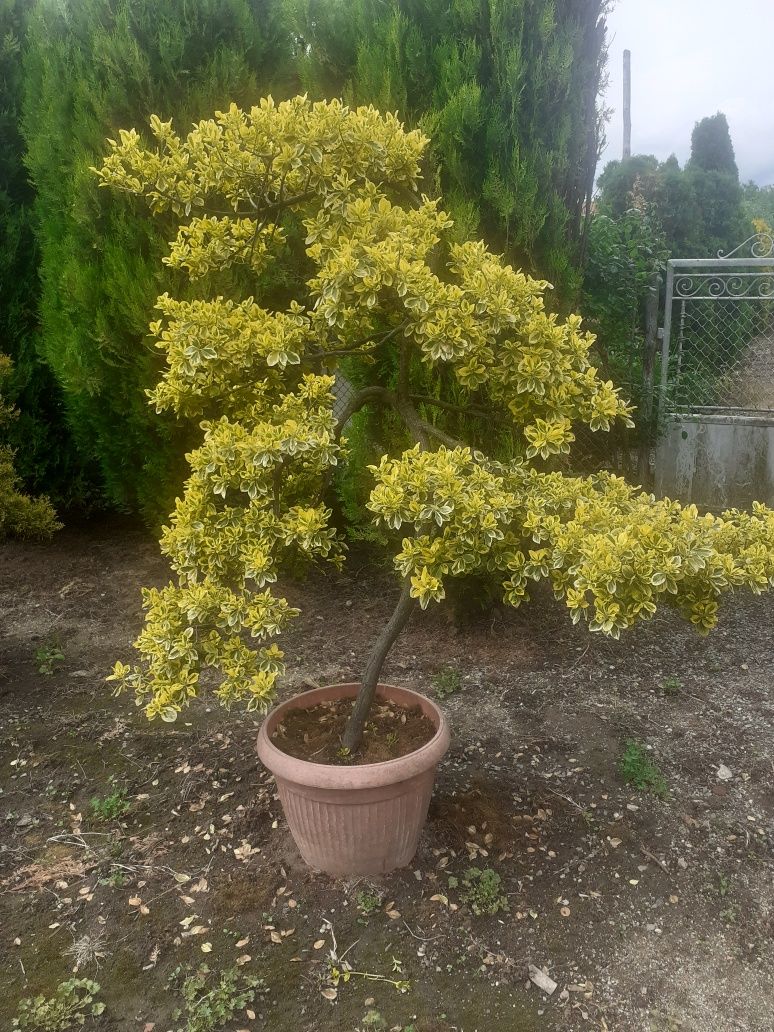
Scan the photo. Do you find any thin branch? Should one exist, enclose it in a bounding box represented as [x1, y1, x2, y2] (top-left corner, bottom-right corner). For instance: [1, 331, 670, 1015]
[410, 394, 508, 423]
[418, 421, 467, 450]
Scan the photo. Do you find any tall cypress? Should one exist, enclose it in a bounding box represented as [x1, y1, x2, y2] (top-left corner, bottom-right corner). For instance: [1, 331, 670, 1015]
[22, 0, 291, 521]
[0, 0, 90, 507]
[286, 0, 609, 294]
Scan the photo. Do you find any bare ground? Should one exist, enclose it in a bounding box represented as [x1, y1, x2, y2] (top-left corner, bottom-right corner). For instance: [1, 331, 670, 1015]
[1, 522, 772, 1032]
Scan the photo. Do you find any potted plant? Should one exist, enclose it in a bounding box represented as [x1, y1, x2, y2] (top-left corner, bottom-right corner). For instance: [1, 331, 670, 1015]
[100, 97, 774, 876]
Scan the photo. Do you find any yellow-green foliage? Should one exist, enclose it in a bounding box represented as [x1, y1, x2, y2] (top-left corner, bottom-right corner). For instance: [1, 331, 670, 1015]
[97, 97, 774, 721]
[0, 354, 60, 542]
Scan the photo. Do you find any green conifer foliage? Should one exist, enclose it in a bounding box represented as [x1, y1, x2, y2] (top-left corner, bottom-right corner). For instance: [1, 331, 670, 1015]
[21, 0, 290, 520]
[287, 0, 609, 294]
[0, 0, 90, 507]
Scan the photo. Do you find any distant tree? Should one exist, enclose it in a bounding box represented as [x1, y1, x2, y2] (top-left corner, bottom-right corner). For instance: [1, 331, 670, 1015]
[595, 155, 661, 217]
[656, 154, 703, 256]
[683, 113, 746, 256]
[596, 112, 747, 260]
[688, 112, 739, 176]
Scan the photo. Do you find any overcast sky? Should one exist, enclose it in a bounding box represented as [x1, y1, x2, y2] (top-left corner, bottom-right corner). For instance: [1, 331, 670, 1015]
[599, 0, 774, 186]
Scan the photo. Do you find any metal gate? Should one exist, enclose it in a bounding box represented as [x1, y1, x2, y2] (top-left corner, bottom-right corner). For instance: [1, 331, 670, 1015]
[655, 232, 774, 507]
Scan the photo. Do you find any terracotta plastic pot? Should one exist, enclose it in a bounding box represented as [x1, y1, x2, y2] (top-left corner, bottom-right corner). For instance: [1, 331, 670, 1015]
[256, 682, 450, 877]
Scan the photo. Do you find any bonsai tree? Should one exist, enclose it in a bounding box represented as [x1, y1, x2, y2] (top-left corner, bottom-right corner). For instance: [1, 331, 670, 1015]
[99, 98, 774, 752]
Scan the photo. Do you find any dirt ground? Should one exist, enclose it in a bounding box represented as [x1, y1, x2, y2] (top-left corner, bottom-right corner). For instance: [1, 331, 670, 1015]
[1, 522, 772, 1032]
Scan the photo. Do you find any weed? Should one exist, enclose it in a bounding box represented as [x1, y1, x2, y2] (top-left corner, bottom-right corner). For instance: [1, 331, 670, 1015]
[619, 740, 669, 798]
[35, 639, 64, 675]
[432, 665, 462, 699]
[707, 872, 732, 899]
[170, 965, 264, 1032]
[64, 930, 109, 970]
[323, 920, 409, 994]
[13, 978, 104, 1030]
[356, 887, 384, 916]
[459, 866, 509, 915]
[661, 675, 682, 697]
[719, 904, 738, 923]
[360, 1011, 388, 1030]
[99, 868, 128, 888]
[89, 780, 130, 822]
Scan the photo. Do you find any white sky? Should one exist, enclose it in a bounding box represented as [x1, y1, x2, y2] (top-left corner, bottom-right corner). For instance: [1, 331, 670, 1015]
[599, 0, 774, 185]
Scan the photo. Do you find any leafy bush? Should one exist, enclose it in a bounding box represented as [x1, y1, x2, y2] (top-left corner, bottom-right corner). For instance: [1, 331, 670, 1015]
[99, 98, 774, 756]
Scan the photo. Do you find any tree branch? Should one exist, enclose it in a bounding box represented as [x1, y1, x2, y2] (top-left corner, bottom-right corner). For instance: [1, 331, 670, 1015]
[334, 386, 394, 437]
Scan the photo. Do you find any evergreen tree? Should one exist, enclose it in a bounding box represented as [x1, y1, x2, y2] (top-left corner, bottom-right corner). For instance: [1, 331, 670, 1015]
[685, 113, 746, 257]
[688, 112, 738, 176]
[0, 0, 90, 507]
[286, 0, 610, 295]
[21, 0, 291, 521]
[596, 113, 747, 260]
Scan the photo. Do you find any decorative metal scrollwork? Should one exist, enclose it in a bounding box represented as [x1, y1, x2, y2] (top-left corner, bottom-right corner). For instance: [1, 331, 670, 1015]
[717, 231, 774, 260]
[674, 272, 774, 300]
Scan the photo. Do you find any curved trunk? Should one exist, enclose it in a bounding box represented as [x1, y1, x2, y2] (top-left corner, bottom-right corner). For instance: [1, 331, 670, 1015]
[341, 579, 416, 753]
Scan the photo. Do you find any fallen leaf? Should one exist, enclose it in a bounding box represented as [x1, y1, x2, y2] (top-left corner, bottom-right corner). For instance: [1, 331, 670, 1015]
[236, 954, 251, 966]
[270, 931, 282, 944]
[201, 942, 213, 953]
[320, 988, 337, 1001]
[313, 939, 326, 950]
[236, 937, 250, 948]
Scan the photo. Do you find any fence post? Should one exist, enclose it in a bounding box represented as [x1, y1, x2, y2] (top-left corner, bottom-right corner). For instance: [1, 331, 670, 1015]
[638, 273, 661, 485]
[658, 261, 674, 419]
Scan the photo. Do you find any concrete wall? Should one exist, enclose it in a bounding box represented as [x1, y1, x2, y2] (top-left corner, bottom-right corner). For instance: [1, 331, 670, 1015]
[655, 414, 774, 509]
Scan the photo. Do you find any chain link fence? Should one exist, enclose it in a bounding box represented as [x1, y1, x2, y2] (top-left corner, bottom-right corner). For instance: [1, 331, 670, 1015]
[665, 295, 774, 414]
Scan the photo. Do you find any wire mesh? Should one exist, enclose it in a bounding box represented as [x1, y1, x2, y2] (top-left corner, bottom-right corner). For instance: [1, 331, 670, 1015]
[669, 296, 774, 413]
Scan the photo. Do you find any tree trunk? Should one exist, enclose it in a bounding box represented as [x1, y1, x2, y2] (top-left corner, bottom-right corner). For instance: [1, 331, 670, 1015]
[341, 579, 416, 753]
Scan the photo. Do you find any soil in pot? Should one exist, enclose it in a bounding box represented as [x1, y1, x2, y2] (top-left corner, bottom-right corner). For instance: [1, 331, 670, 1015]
[270, 697, 436, 765]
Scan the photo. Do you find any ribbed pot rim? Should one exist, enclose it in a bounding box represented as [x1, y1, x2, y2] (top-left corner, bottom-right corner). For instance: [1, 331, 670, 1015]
[256, 682, 450, 791]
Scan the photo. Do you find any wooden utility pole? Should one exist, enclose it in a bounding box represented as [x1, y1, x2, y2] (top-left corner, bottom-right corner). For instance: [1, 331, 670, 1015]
[623, 49, 631, 159]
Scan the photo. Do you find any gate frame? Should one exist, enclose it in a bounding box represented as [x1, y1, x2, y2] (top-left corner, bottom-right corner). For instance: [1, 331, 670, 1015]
[657, 232, 774, 419]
